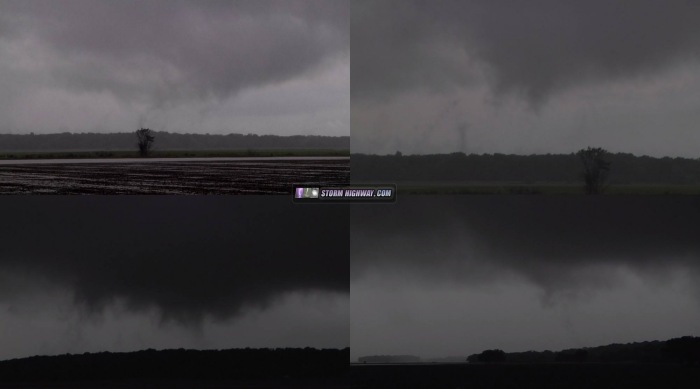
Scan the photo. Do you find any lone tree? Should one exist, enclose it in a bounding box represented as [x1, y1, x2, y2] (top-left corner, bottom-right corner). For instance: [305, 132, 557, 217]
[577, 147, 611, 194]
[136, 128, 155, 157]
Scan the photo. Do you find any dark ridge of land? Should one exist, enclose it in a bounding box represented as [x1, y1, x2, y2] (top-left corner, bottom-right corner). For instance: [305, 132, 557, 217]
[352, 337, 700, 388]
[466, 336, 700, 364]
[351, 153, 700, 191]
[0, 347, 349, 386]
[356, 336, 700, 365]
[0, 132, 349, 153]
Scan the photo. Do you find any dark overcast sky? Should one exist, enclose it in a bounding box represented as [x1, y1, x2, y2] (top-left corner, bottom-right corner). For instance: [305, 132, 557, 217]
[351, 0, 700, 157]
[351, 196, 700, 360]
[0, 0, 348, 136]
[0, 197, 348, 360]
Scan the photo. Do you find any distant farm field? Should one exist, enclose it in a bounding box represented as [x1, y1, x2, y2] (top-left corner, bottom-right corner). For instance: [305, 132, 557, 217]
[0, 157, 349, 194]
[390, 182, 700, 195]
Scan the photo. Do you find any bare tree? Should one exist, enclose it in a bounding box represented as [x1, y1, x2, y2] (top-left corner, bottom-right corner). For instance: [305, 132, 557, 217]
[577, 147, 611, 194]
[136, 128, 155, 157]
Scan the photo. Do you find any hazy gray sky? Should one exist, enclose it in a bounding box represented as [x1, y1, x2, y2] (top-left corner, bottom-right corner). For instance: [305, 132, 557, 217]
[352, 1, 700, 157]
[0, 197, 349, 360]
[350, 196, 700, 360]
[0, 0, 349, 136]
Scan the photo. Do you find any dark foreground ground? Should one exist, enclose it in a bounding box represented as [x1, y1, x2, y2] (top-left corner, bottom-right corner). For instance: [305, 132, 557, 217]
[350, 363, 700, 389]
[0, 158, 349, 194]
[0, 348, 349, 388]
[0, 378, 347, 388]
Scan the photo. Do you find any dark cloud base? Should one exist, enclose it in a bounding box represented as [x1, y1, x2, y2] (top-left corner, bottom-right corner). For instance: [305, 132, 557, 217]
[0, 196, 349, 323]
[352, 0, 700, 104]
[2, 0, 348, 106]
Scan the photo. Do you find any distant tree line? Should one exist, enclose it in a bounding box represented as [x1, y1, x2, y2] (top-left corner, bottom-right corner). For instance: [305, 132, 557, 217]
[352, 152, 700, 186]
[0, 347, 349, 383]
[467, 349, 507, 363]
[0, 132, 349, 151]
[467, 337, 700, 364]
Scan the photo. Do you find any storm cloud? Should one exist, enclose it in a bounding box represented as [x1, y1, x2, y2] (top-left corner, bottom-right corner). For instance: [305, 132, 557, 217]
[352, 196, 700, 297]
[353, 0, 700, 103]
[0, 0, 349, 135]
[351, 1, 700, 157]
[351, 196, 700, 359]
[2, 0, 347, 104]
[0, 197, 348, 324]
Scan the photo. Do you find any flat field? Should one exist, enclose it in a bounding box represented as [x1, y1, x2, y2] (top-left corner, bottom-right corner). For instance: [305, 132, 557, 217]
[0, 157, 349, 194]
[390, 182, 700, 195]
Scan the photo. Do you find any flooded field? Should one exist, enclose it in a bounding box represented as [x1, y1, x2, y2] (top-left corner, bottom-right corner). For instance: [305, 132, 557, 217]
[0, 157, 349, 194]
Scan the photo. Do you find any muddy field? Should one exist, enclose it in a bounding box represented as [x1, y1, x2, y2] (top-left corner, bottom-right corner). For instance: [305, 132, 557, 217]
[0, 157, 349, 194]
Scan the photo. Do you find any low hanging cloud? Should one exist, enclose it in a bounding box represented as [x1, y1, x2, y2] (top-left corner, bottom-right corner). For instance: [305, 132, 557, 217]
[0, 0, 348, 107]
[352, 196, 700, 300]
[352, 0, 700, 105]
[0, 197, 348, 324]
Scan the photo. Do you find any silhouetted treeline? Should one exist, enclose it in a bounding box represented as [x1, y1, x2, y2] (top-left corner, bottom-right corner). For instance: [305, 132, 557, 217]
[469, 349, 507, 363]
[0, 132, 349, 151]
[467, 337, 700, 364]
[351, 153, 700, 185]
[358, 355, 421, 363]
[0, 347, 349, 383]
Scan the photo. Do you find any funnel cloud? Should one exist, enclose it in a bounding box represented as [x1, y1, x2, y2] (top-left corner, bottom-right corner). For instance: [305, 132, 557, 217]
[0, 0, 349, 136]
[0, 197, 349, 359]
[352, 1, 700, 157]
[351, 196, 700, 360]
